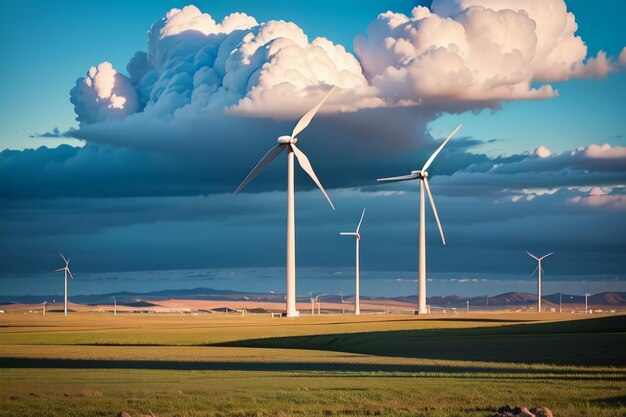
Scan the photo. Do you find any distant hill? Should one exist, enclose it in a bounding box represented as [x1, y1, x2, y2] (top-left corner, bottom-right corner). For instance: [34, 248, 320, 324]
[1, 288, 624, 308]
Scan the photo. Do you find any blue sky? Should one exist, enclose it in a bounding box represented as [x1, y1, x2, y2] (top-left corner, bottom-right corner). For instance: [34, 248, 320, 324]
[0, 0, 625, 297]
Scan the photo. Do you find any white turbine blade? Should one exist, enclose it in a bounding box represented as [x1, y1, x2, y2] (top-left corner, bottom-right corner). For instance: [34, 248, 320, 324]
[423, 178, 445, 245]
[376, 173, 418, 183]
[529, 265, 538, 277]
[234, 145, 285, 194]
[291, 86, 336, 139]
[58, 251, 68, 264]
[540, 252, 554, 260]
[526, 250, 540, 261]
[291, 143, 335, 210]
[55, 268, 65, 272]
[67, 269, 74, 280]
[356, 208, 366, 233]
[421, 124, 462, 172]
[340, 232, 357, 236]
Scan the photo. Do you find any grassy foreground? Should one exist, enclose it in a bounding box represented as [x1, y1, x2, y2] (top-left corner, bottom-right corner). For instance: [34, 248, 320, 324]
[1, 312, 625, 417]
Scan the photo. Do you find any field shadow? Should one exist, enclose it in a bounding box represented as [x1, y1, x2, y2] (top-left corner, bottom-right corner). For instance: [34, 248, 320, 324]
[215, 315, 626, 366]
[1, 357, 622, 378]
[590, 395, 626, 407]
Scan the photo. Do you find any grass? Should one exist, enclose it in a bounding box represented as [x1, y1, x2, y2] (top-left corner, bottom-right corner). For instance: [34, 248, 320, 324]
[0, 312, 624, 417]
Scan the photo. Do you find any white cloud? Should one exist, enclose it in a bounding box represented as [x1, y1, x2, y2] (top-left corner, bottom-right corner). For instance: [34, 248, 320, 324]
[580, 144, 626, 159]
[534, 146, 552, 158]
[354, 0, 621, 107]
[70, 62, 138, 124]
[569, 186, 626, 209]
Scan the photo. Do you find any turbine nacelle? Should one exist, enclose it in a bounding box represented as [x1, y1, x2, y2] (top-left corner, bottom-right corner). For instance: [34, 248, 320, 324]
[411, 170, 427, 179]
[277, 135, 294, 144]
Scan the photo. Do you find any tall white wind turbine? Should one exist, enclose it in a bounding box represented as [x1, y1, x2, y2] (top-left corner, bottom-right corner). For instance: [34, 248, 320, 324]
[377, 125, 462, 315]
[340, 209, 366, 315]
[55, 252, 74, 317]
[526, 250, 553, 313]
[234, 86, 336, 317]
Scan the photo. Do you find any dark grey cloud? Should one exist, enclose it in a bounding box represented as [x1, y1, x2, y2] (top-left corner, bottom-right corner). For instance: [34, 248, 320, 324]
[30, 127, 77, 139]
[1, 186, 624, 279]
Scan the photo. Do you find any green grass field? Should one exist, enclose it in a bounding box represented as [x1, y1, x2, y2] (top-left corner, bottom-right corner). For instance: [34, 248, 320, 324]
[1, 313, 625, 417]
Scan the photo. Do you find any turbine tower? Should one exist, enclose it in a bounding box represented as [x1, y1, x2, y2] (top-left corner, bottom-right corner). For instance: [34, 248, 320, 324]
[235, 87, 336, 317]
[340, 208, 366, 315]
[526, 250, 553, 313]
[377, 125, 462, 315]
[55, 252, 74, 316]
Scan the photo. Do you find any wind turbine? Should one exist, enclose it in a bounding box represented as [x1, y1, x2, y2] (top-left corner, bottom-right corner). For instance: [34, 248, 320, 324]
[377, 125, 462, 315]
[340, 208, 366, 315]
[526, 250, 553, 313]
[234, 87, 336, 317]
[113, 296, 117, 317]
[55, 252, 74, 317]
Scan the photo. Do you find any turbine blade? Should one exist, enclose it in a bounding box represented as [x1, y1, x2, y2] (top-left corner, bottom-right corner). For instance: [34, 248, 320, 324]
[67, 269, 74, 280]
[376, 174, 418, 183]
[58, 251, 68, 264]
[530, 265, 538, 278]
[234, 145, 285, 194]
[421, 124, 462, 172]
[339, 232, 357, 236]
[356, 208, 366, 233]
[526, 250, 540, 261]
[540, 252, 554, 260]
[423, 178, 445, 245]
[291, 86, 336, 139]
[291, 143, 335, 210]
[55, 268, 65, 272]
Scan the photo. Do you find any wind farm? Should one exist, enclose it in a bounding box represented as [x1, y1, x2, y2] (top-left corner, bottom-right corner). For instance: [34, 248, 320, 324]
[1, 1, 626, 417]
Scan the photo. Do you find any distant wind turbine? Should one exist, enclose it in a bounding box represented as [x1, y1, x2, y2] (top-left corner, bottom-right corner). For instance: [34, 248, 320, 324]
[234, 86, 336, 317]
[377, 125, 462, 315]
[340, 208, 366, 315]
[526, 250, 553, 313]
[55, 252, 75, 316]
[113, 296, 117, 316]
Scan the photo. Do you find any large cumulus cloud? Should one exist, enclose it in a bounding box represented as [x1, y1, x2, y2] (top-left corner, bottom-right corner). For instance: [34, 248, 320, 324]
[355, 0, 620, 107]
[66, 1, 624, 160]
[72, 4, 380, 129]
